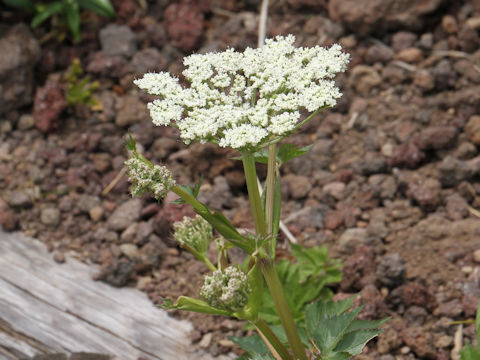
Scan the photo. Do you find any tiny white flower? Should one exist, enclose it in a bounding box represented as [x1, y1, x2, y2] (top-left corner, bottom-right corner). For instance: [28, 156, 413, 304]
[125, 157, 175, 200]
[200, 266, 250, 312]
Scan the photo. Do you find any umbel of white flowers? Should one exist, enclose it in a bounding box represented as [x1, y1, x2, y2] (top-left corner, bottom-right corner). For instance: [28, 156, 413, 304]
[134, 34, 350, 150]
[173, 215, 212, 253]
[124, 157, 175, 200]
[200, 266, 251, 312]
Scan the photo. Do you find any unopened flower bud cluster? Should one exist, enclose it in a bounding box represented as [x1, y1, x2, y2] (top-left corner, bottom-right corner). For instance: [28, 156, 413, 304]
[173, 215, 212, 253]
[135, 35, 349, 150]
[200, 266, 250, 312]
[125, 157, 175, 200]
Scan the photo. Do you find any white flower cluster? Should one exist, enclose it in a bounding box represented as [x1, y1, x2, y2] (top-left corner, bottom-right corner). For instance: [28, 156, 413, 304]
[135, 35, 349, 150]
[173, 215, 212, 253]
[125, 157, 175, 200]
[200, 266, 250, 312]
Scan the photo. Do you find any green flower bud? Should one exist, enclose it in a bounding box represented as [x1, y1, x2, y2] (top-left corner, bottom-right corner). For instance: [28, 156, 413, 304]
[125, 157, 175, 200]
[173, 215, 212, 254]
[200, 266, 251, 312]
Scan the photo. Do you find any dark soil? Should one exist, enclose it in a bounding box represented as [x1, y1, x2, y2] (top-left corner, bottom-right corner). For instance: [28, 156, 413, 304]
[1, 0, 480, 359]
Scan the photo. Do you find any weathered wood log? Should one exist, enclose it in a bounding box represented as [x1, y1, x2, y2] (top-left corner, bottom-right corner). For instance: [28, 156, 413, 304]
[0, 231, 227, 360]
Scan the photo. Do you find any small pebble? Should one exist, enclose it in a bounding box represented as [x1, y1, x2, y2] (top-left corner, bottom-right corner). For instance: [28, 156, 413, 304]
[199, 333, 212, 348]
[53, 252, 66, 264]
[40, 208, 61, 227]
[400, 346, 411, 354]
[17, 114, 35, 130]
[89, 206, 104, 222]
[473, 249, 480, 263]
[218, 339, 235, 348]
[435, 334, 452, 348]
[462, 266, 473, 274]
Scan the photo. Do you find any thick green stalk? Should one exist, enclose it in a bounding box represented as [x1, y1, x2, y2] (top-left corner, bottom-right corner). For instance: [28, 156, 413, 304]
[261, 259, 308, 360]
[265, 144, 276, 232]
[265, 144, 277, 254]
[242, 153, 267, 237]
[254, 318, 291, 360]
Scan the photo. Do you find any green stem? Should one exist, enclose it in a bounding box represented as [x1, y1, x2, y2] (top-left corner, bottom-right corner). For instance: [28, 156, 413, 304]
[242, 153, 267, 237]
[202, 256, 217, 272]
[266, 144, 277, 255]
[254, 318, 291, 360]
[265, 144, 276, 232]
[171, 185, 255, 254]
[261, 259, 308, 360]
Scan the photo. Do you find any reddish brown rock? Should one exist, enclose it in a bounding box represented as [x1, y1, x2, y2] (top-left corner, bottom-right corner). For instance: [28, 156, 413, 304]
[340, 245, 376, 291]
[355, 284, 389, 320]
[442, 15, 458, 34]
[402, 326, 436, 359]
[0, 24, 41, 115]
[323, 210, 344, 230]
[164, 0, 207, 52]
[348, 65, 381, 95]
[87, 52, 130, 78]
[395, 47, 423, 63]
[465, 115, 480, 145]
[388, 142, 425, 169]
[328, 0, 443, 35]
[406, 176, 442, 212]
[0, 208, 18, 231]
[401, 283, 437, 311]
[33, 78, 67, 133]
[415, 126, 457, 150]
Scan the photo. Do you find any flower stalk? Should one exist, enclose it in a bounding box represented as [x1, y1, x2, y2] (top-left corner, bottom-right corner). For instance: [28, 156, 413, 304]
[242, 153, 267, 237]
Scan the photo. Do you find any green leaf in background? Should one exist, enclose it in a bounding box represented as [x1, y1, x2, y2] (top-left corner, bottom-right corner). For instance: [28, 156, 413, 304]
[230, 334, 270, 357]
[255, 245, 342, 328]
[2, 0, 35, 11]
[291, 243, 343, 284]
[461, 344, 480, 360]
[334, 329, 381, 355]
[64, 0, 80, 40]
[31, 1, 64, 28]
[312, 306, 362, 353]
[171, 175, 203, 205]
[241, 144, 313, 166]
[78, 0, 115, 17]
[277, 143, 313, 165]
[306, 299, 386, 359]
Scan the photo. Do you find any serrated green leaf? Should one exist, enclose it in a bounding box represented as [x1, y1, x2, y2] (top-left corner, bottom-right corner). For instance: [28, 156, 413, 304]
[171, 176, 203, 205]
[78, 0, 115, 17]
[291, 243, 343, 283]
[229, 334, 270, 356]
[312, 307, 362, 353]
[31, 1, 64, 28]
[193, 174, 204, 198]
[334, 329, 381, 355]
[348, 317, 390, 332]
[306, 297, 356, 335]
[277, 143, 313, 164]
